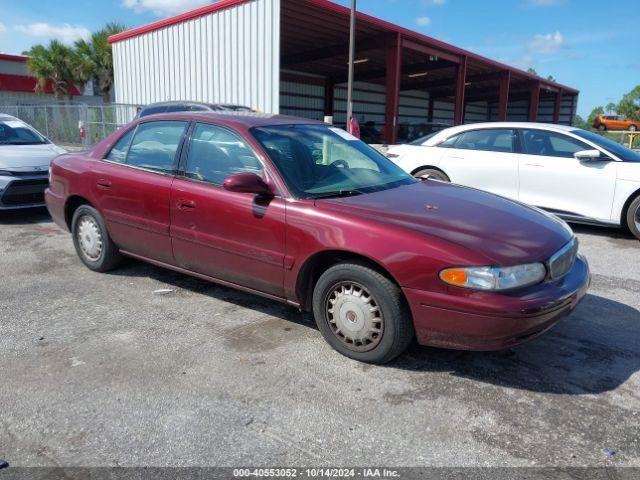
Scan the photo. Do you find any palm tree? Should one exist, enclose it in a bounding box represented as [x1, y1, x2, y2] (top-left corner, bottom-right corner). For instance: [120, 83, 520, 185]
[75, 23, 126, 103]
[24, 41, 81, 101]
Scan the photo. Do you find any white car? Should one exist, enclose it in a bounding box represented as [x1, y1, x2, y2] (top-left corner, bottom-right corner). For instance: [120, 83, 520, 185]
[387, 122, 640, 240]
[0, 114, 66, 210]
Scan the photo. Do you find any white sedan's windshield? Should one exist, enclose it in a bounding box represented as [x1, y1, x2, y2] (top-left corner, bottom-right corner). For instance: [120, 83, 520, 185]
[574, 130, 640, 162]
[252, 124, 416, 198]
[0, 120, 48, 145]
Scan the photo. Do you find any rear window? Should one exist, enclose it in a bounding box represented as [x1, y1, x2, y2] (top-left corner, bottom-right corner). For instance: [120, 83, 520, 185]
[105, 121, 188, 173]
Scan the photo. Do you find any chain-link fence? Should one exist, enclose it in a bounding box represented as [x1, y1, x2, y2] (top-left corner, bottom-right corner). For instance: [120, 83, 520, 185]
[0, 103, 139, 148]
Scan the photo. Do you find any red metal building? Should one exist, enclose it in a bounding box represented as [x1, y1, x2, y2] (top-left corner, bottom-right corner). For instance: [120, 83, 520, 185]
[109, 0, 579, 144]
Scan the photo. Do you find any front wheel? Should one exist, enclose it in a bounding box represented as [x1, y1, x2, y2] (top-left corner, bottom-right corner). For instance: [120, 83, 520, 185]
[626, 196, 640, 241]
[629, 125, 638, 132]
[72, 204, 123, 272]
[413, 168, 450, 182]
[312, 263, 414, 364]
[598, 124, 607, 131]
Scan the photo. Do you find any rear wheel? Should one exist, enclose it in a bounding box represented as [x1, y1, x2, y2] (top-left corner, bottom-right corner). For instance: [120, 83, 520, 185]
[312, 263, 414, 364]
[629, 125, 638, 132]
[598, 124, 607, 131]
[413, 168, 450, 182]
[71, 205, 122, 272]
[626, 196, 640, 241]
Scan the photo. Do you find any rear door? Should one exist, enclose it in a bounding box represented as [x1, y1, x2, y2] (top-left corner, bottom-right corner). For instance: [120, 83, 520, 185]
[170, 122, 286, 297]
[437, 128, 520, 199]
[92, 120, 188, 264]
[517, 128, 618, 221]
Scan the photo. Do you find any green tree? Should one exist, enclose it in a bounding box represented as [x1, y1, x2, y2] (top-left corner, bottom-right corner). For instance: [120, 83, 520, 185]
[23, 40, 84, 100]
[527, 67, 538, 75]
[606, 102, 617, 114]
[75, 23, 126, 103]
[547, 75, 556, 82]
[616, 86, 640, 122]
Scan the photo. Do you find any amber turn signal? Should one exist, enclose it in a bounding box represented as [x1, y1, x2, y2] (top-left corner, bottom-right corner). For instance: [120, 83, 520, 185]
[439, 268, 468, 286]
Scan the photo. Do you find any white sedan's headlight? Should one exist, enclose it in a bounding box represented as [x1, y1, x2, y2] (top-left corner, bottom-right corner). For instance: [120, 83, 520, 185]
[440, 263, 546, 291]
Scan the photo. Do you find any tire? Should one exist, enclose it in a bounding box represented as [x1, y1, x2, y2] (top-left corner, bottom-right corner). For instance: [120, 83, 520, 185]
[629, 125, 638, 132]
[598, 124, 607, 131]
[413, 168, 450, 182]
[71, 204, 123, 272]
[312, 263, 414, 364]
[626, 196, 640, 241]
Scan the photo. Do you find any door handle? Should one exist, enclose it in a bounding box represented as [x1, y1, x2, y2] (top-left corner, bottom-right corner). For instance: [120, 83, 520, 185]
[176, 199, 196, 210]
[524, 163, 544, 167]
[97, 179, 112, 189]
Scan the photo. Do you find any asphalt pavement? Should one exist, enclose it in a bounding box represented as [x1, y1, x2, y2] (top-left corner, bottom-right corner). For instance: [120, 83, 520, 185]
[1, 208, 638, 468]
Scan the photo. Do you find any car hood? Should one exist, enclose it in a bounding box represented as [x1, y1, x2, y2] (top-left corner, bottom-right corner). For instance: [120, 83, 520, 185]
[316, 181, 573, 265]
[0, 143, 66, 170]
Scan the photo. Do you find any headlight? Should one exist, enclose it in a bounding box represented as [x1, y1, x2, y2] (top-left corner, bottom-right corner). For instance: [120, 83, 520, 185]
[440, 263, 546, 291]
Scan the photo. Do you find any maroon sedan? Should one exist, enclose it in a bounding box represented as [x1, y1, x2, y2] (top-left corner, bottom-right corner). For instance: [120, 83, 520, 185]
[45, 113, 589, 363]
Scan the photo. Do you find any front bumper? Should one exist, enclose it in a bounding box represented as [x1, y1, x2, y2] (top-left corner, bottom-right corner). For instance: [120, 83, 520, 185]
[0, 173, 49, 210]
[404, 255, 590, 350]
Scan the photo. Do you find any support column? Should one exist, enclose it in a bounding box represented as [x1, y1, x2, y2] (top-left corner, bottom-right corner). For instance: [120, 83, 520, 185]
[454, 55, 467, 125]
[569, 94, 577, 126]
[498, 71, 510, 122]
[553, 89, 563, 124]
[384, 33, 402, 144]
[324, 80, 335, 118]
[528, 82, 540, 122]
[427, 97, 434, 123]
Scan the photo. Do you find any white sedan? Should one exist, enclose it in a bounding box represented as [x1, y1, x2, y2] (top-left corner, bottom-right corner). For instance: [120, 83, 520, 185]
[0, 114, 66, 210]
[387, 122, 640, 240]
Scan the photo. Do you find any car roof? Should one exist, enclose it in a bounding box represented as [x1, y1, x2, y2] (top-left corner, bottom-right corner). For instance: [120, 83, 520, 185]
[140, 101, 250, 109]
[443, 122, 577, 134]
[0, 114, 19, 121]
[135, 111, 326, 129]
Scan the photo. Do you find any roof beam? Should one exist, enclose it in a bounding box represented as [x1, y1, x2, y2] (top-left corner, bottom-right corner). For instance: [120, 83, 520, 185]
[401, 38, 460, 64]
[282, 34, 388, 67]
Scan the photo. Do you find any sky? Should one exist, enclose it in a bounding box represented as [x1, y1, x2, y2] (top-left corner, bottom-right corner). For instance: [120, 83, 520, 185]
[0, 0, 637, 118]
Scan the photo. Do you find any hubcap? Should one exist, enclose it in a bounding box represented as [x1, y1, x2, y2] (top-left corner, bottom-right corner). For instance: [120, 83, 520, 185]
[635, 204, 640, 233]
[77, 215, 103, 261]
[325, 282, 383, 352]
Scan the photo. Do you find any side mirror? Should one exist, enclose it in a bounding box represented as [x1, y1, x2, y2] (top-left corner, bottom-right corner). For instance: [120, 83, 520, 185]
[574, 149, 603, 161]
[223, 172, 273, 196]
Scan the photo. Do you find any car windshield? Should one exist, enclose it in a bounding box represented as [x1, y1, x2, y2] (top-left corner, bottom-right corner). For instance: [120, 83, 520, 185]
[573, 129, 640, 162]
[0, 120, 48, 145]
[251, 124, 417, 199]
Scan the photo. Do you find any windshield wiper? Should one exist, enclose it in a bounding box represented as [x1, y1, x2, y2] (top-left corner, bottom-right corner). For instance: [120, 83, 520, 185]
[311, 189, 366, 199]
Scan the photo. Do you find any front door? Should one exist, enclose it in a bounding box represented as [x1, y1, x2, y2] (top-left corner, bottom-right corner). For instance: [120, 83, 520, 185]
[517, 128, 618, 222]
[170, 122, 286, 297]
[437, 128, 520, 199]
[92, 120, 189, 264]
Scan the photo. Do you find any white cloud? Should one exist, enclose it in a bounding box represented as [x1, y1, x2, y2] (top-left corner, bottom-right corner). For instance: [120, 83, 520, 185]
[528, 31, 565, 55]
[0, 23, 6, 33]
[122, 0, 212, 16]
[14, 23, 91, 44]
[416, 16, 432, 27]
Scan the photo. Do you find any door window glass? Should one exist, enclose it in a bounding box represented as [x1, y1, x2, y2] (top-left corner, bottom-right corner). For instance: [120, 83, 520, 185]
[438, 133, 462, 148]
[521, 129, 590, 158]
[126, 121, 188, 173]
[105, 127, 136, 163]
[184, 123, 262, 185]
[455, 129, 515, 153]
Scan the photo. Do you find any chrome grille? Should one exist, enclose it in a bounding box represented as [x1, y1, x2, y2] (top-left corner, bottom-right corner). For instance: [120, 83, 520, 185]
[548, 238, 578, 280]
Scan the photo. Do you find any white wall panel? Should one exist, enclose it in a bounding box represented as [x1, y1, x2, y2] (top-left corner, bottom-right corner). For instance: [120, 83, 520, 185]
[113, 0, 280, 113]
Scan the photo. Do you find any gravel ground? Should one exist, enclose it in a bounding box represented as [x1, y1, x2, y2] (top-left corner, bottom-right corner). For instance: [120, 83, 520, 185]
[0, 208, 638, 468]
